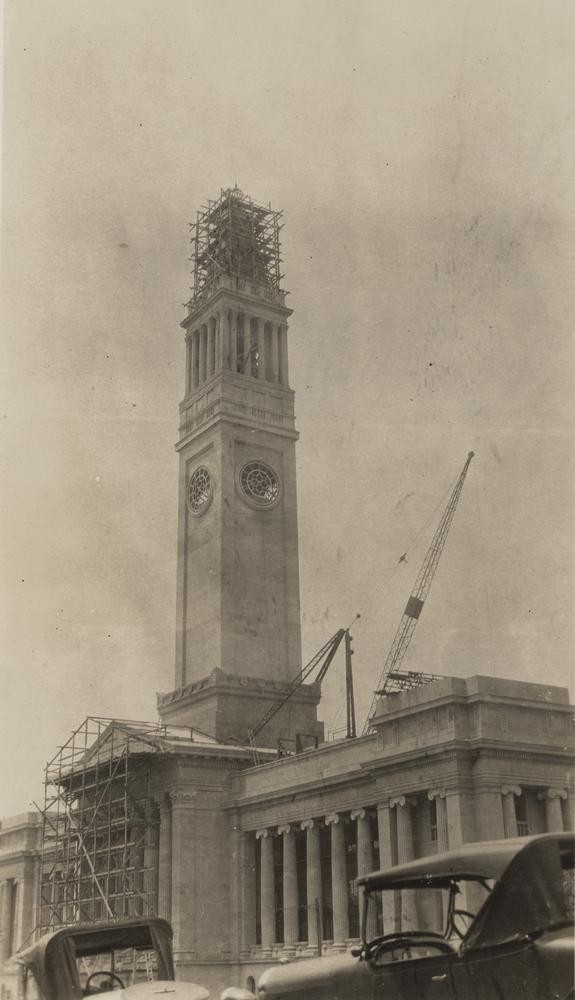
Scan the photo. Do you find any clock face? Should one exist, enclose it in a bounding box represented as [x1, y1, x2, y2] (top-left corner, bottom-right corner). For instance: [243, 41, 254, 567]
[187, 465, 213, 515]
[239, 461, 280, 508]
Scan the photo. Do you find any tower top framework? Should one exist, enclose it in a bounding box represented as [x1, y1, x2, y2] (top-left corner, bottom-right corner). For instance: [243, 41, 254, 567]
[188, 186, 284, 308]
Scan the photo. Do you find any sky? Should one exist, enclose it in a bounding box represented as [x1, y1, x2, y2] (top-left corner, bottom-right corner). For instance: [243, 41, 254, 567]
[1, 0, 573, 817]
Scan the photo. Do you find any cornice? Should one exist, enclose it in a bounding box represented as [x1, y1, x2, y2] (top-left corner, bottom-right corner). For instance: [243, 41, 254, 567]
[180, 283, 292, 328]
[176, 408, 299, 452]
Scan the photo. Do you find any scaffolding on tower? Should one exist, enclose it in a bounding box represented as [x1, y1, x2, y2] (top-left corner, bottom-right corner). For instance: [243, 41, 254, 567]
[36, 717, 171, 935]
[188, 186, 284, 306]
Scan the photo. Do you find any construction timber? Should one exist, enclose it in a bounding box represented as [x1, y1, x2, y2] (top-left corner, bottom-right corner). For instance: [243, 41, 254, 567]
[188, 186, 283, 306]
[37, 718, 168, 933]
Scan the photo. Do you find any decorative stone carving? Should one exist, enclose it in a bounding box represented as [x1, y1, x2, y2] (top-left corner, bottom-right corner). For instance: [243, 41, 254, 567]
[538, 788, 567, 801]
[427, 789, 446, 800]
[390, 795, 416, 809]
[501, 785, 522, 797]
[169, 790, 197, 806]
[325, 812, 340, 825]
[350, 808, 366, 821]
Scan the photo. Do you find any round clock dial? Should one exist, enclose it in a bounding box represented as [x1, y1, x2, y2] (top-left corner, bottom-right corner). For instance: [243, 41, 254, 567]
[239, 461, 280, 507]
[187, 465, 213, 515]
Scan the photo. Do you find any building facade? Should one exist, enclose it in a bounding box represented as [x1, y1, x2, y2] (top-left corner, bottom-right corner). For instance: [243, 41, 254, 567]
[1, 188, 573, 998]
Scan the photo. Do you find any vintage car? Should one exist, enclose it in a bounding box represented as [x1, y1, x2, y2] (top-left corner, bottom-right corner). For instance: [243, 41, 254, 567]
[257, 832, 574, 1000]
[17, 917, 209, 1000]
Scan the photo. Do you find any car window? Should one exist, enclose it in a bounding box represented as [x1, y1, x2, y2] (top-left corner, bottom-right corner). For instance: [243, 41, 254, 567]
[76, 947, 160, 994]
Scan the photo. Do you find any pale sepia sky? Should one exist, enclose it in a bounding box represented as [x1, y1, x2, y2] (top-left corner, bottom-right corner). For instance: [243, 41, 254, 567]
[1, 0, 573, 816]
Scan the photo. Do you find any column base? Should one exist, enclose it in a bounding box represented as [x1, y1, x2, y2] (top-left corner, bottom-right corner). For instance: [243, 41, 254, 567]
[302, 944, 320, 957]
[331, 941, 348, 952]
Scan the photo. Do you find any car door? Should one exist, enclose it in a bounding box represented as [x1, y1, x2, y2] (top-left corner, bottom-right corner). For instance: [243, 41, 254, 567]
[449, 939, 545, 1000]
[376, 951, 458, 1000]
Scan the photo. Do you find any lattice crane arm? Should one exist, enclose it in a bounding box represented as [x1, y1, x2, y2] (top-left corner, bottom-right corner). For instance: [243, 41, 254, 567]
[249, 628, 346, 745]
[362, 451, 474, 733]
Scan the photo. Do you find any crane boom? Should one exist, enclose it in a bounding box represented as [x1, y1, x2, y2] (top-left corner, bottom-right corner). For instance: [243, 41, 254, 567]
[248, 628, 346, 763]
[362, 451, 474, 733]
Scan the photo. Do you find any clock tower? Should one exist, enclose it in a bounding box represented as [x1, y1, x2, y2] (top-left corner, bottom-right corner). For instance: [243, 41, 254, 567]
[158, 187, 322, 748]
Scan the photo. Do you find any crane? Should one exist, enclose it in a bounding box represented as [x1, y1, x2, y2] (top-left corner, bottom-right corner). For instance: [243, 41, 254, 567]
[362, 451, 475, 734]
[248, 628, 346, 764]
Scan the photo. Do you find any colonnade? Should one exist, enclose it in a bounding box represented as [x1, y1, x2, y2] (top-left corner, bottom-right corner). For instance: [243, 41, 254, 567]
[501, 784, 568, 837]
[153, 781, 570, 956]
[184, 310, 289, 394]
[252, 791, 450, 953]
[248, 782, 569, 953]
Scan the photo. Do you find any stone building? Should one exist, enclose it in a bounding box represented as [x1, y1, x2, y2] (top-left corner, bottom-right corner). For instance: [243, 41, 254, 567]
[1, 187, 573, 997]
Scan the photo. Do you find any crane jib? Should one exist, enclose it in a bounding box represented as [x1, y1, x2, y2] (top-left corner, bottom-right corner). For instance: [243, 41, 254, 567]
[405, 595, 424, 620]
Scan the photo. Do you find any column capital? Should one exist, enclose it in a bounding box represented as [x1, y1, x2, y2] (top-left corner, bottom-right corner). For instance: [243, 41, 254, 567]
[350, 808, 366, 821]
[427, 788, 446, 801]
[277, 824, 292, 836]
[538, 787, 568, 801]
[300, 818, 315, 831]
[390, 795, 416, 809]
[325, 812, 341, 826]
[255, 828, 270, 840]
[501, 785, 522, 797]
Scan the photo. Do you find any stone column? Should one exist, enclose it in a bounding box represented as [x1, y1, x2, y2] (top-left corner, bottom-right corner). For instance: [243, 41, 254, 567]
[501, 786, 521, 838]
[207, 319, 215, 377]
[428, 789, 449, 851]
[143, 801, 159, 916]
[565, 792, 574, 831]
[185, 334, 192, 395]
[325, 813, 349, 948]
[0, 879, 15, 963]
[270, 326, 280, 382]
[539, 788, 567, 832]
[191, 331, 199, 390]
[279, 825, 298, 951]
[158, 794, 172, 921]
[198, 325, 207, 384]
[391, 796, 417, 931]
[302, 819, 321, 953]
[214, 315, 221, 372]
[170, 791, 196, 952]
[240, 833, 257, 956]
[257, 320, 266, 380]
[256, 829, 275, 954]
[352, 809, 377, 940]
[244, 313, 251, 374]
[230, 313, 238, 372]
[376, 801, 395, 933]
[278, 325, 289, 385]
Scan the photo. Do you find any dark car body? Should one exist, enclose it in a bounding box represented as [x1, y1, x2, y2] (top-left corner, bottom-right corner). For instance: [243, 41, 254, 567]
[257, 833, 574, 1000]
[17, 918, 209, 1000]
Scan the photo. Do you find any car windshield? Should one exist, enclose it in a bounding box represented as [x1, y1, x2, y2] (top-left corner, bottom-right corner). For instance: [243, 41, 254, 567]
[75, 945, 162, 994]
[364, 878, 494, 946]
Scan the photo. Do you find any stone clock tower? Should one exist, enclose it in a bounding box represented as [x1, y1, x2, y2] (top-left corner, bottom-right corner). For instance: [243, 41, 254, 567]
[158, 187, 322, 748]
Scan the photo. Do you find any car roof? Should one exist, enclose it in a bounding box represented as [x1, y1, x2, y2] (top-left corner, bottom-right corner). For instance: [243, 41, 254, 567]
[17, 917, 172, 966]
[357, 832, 575, 890]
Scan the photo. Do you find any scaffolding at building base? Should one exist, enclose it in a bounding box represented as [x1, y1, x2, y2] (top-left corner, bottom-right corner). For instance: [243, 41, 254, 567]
[37, 717, 167, 935]
[189, 186, 283, 305]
